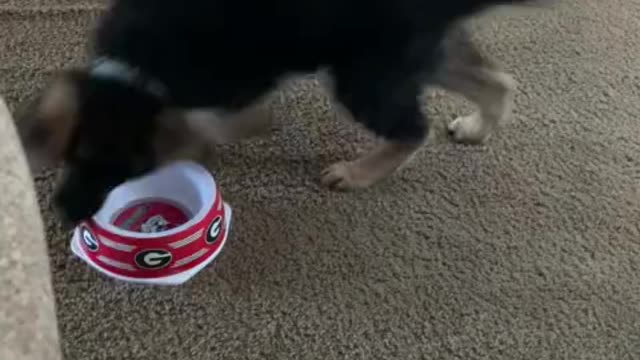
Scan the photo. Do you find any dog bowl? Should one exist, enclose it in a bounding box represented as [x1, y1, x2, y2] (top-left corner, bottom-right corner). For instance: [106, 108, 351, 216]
[70, 161, 232, 285]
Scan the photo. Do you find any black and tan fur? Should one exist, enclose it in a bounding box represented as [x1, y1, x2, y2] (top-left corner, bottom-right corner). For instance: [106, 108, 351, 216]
[16, 0, 535, 224]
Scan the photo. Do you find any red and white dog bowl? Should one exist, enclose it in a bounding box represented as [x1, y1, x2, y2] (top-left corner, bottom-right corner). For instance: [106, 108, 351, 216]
[70, 161, 232, 285]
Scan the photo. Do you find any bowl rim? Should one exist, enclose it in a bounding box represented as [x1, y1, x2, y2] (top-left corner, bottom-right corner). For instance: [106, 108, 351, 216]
[72, 202, 233, 284]
[91, 161, 217, 239]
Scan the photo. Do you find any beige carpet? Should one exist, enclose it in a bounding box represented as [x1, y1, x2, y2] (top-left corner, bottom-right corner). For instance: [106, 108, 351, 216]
[2, 0, 640, 359]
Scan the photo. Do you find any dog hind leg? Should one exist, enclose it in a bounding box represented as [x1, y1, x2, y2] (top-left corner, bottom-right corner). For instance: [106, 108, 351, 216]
[434, 25, 517, 144]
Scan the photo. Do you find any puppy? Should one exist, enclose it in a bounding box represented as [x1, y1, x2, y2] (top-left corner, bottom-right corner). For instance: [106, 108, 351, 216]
[17, 0, 535, 224]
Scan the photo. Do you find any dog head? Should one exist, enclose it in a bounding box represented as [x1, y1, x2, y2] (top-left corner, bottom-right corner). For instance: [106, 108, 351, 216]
[17, 68, 175, 224]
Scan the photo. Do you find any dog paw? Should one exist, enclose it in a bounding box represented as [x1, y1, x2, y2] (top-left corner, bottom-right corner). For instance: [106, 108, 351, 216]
[321, 161, 373, 190]
[448, 112, 491, 144]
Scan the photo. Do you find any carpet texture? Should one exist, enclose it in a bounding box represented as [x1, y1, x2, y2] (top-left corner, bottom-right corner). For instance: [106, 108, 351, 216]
[2, 0, 639, 359]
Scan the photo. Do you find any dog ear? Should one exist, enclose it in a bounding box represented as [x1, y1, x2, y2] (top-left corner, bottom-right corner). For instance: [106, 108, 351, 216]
[17, 71, 82, 171]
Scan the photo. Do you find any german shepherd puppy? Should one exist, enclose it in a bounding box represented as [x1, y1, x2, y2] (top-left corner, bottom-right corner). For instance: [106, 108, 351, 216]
[17, 0, 536, 224]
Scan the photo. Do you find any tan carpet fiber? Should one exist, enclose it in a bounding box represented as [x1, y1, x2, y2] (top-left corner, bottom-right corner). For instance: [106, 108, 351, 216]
[2, 0, 640, 358]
